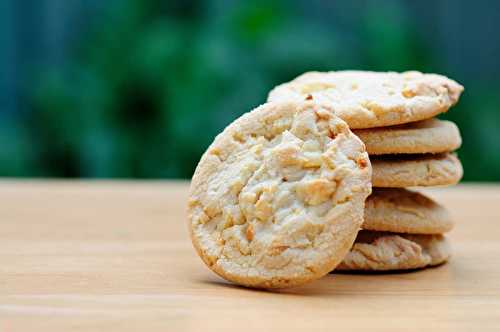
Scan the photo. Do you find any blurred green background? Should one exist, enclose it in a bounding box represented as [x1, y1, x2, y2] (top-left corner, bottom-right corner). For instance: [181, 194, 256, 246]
[1, 0, 499, 180]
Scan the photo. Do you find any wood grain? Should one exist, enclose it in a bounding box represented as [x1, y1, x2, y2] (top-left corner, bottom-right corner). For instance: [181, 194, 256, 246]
[1, 181, 499, 331]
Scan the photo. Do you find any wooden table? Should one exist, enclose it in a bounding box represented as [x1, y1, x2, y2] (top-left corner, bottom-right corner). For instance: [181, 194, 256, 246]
[1, 181, 499, 331]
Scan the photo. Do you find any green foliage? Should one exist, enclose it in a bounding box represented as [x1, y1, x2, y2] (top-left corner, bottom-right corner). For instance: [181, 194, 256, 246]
[4, 0, 497, 180]
[0, 119, 38, 176]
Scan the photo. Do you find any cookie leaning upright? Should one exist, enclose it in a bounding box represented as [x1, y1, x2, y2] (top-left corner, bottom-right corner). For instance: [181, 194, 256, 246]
[188, 101, 372, 288]
[268, 71, 463, 129]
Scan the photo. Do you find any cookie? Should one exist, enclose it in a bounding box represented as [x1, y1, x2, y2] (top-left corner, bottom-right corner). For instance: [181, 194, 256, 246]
[188, 101, 372, 288]
[372, 153, 463, 188]
[336, 231, 450, 271]
[363, 188, 453, 234]
[268, 71, 463, 129]
[354, 118, 462, 155]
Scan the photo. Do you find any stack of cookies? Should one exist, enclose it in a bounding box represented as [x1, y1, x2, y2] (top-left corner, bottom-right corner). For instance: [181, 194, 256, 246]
[268, 71, 464, 272]
[188, 70, 464, 289]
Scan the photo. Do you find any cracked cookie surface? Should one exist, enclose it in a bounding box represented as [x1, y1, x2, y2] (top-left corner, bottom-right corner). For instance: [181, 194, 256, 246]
[363, 188, 453, 234]
[188, 101, 372, 288]
[268, 71, 463, 129]
[336, 231, 450, 271]
[371, 153, 463, 188]
[354, 118, 462, 155]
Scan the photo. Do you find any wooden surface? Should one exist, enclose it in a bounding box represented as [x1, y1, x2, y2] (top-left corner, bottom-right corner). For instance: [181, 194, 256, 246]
[1, 181, 500, 331]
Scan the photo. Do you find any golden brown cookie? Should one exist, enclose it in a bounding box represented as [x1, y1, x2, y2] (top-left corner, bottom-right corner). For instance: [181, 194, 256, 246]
[336, 231, 450, 271]
[363, 188, 453, 234]
[268, 71, 463, 129]
[371, 153, 463, 188]
[354, 118, 462, 155]
[188, 101, 372, 288]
